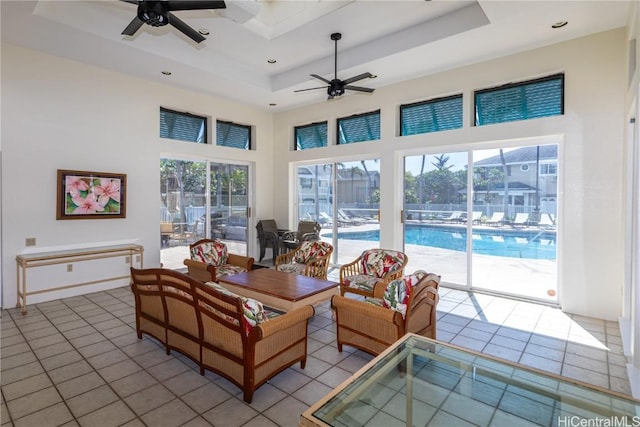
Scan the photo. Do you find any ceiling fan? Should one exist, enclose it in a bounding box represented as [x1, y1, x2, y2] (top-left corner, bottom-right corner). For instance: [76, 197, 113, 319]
[120, 0, 227, 44]
[295, 33, 375, 100]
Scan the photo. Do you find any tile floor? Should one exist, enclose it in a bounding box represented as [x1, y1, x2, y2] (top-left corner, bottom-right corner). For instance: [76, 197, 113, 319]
[0, 268, 631, 427]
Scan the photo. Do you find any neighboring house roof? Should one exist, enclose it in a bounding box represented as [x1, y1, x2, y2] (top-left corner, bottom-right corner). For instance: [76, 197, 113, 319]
[473, 145, 558, 167]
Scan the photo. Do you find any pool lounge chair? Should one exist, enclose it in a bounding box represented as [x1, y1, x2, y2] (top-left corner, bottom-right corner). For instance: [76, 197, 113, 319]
[338, 209, 367, 225]
[486, 212, 505, 226]
[512, 212, 529, 227]
[463, 211, 483, 224]
[538, 213, 556, 229]
[444, 211, 464, 222]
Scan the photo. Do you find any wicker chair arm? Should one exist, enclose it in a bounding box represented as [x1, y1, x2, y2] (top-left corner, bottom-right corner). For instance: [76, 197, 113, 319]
[254, 305, 315, 339]
[339, 256, 363, 282]
[183, 259, 217, 282]
[331, 295, 402, 326]
[372, 280, 390, 299]
[227, 253, 254, 271]
[274, 250, 297, 269]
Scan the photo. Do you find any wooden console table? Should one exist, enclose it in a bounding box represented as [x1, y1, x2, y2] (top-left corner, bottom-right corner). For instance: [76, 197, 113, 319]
[16, 243, 143, 314]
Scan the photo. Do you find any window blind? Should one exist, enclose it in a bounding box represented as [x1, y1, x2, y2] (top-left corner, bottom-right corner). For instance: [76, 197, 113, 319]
[295, 122, 327, 150]
[400, 94, 463, 136]
[337, 110, 380, 144]
[475, 74, 564, 126]
[160, 107, 207, 143]
[217, 121, 251, 150]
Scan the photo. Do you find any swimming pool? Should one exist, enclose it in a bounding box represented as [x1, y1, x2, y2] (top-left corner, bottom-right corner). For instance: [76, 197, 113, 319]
[325, 225, 556, 260]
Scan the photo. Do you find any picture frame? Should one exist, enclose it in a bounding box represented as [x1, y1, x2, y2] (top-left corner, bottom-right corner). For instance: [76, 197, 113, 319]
[56, 169, 127, 220]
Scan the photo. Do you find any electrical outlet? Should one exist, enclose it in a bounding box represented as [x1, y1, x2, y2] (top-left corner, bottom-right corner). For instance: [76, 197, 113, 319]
[25, 237, 36, 246]
[67, 264, 73, 272]
[136, 255, 141, 263]
[125, 256, 131, 264]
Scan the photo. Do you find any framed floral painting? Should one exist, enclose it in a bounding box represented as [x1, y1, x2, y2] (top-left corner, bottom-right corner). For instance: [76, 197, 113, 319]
[56, 169, 127, 220]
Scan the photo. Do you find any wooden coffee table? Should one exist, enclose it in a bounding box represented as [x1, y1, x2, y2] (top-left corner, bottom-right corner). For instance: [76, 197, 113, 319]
[218, 269, 338, 312]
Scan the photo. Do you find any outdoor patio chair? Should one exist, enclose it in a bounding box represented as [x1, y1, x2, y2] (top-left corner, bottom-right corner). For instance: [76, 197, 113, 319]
[275, 240, 333, 280]
[256, 219, 289, 262]
[333, 270, 441, 356]
[339, 248, 408, 298]
[281, 220, 321, 251]
[338, 209, 367, 225]
[183, 239, 254, 283]
[486, 212, 505, 226]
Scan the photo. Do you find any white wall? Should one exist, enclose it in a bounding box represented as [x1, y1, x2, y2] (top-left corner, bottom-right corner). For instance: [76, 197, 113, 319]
[1, 44, 274, 307]
[274, 29, 626, 320]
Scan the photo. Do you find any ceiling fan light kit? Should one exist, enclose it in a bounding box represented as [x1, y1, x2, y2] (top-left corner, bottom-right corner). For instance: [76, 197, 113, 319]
[295, 32, 375, 100]
[120, 0, 227, 43]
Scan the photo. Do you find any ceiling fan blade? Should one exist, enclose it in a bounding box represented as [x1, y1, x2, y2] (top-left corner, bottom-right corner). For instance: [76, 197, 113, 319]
[122, 16, 144, 36]
[310, 74, 332, 85]
[165, 1, 226, 11]
[168, 12, 205, 43]
[294, 86, 328, 93]
[344, 85, 375, 93]
[342, 72, 373, 85]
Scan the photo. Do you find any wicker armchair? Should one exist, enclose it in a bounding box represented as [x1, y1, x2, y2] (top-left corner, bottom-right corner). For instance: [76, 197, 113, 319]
[183, 239, 254, 283]
[130, 268, 314, 403]
[275, 240, 333, 280]
[339, 249, 408, 297]
[332, 271, 440, 356]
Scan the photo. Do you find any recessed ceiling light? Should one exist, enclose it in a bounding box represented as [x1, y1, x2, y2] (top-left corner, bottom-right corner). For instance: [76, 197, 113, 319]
[552, 21, 568, 29]
[161, 71, 172, 76]
[267, 59, 277, 64]
[198, 29, 210, 35]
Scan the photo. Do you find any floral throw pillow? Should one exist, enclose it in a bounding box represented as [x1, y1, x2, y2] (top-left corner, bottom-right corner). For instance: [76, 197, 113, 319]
[360, 249, 406, 278]
[293, 241, 331, 264]
[382, 270, 428, 318]
[204, 282, 268, 335]
[190, 240, 228, 266]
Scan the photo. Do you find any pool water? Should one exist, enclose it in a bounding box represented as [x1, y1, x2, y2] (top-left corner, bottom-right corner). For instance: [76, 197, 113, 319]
[327, 225, 556, 260]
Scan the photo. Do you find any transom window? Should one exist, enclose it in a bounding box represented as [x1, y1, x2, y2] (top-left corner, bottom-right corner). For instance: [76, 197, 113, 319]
[160, 107, 207, 143]
[337, 110, 380, 144]
[474, 73, 564, 126]
[400, 94, 463, 136]
[216, 120, 251, 150]
[295, 122, 328, 150]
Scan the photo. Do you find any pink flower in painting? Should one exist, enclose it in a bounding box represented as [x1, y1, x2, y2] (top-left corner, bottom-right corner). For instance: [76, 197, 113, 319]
[93, 178, 121, 205]
[65, 176, 89, 196]
[71, 193, 106, 214]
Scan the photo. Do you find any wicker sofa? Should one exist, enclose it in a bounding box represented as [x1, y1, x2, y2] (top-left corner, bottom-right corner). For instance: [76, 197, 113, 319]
[130, 267, 314, 403]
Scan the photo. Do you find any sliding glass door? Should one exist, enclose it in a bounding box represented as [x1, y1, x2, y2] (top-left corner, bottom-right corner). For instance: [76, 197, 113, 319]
[160, 158, 249, 269]
[403, 152, 468, 286]
[296, 159, 380, 265]
[403, 144, 558, 303]
[471, 145, 558, 302]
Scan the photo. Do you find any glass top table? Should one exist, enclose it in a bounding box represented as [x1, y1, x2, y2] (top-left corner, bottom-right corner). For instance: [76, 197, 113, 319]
[300, 334, 640, 427]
